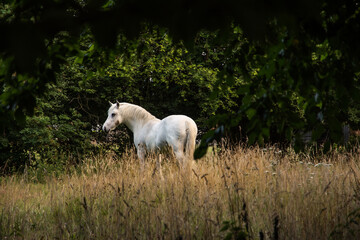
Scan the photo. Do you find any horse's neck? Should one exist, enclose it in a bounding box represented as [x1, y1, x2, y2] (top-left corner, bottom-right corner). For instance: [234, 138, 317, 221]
[123, 118, 146, 133]
[121, 105, 159, 132]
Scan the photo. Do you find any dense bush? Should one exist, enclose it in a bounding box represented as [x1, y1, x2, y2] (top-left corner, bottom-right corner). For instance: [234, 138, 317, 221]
[1, 1, 360, 173]
[0, 27, 244, 173]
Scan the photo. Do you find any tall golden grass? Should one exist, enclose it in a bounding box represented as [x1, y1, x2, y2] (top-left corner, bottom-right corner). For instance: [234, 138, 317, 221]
[1, 145, 360, 239]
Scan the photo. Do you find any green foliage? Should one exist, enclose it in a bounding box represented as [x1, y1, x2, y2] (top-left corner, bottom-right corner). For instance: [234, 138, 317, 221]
[0, 79, 94, 175]
[101, 28, 228, 123]
[196, 1, 360, 156]
[1, 25, 246, 173]
[220, 220, 248, 240]
[1, 0, 360, 166]
[0, 0, 325, 125]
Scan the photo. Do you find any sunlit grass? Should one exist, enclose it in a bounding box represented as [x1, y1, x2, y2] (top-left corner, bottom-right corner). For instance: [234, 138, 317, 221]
[1, 146, 360, 239]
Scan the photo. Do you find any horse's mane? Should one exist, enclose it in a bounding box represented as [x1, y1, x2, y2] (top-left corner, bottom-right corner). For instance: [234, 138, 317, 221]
[120, 103, 158, 122]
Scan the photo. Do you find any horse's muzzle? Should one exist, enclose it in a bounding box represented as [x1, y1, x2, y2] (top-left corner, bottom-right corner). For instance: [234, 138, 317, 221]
[102, 126, 109, 132]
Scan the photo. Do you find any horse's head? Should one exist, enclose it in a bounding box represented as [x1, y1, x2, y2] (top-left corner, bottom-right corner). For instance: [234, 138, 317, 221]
[103, 101, 123, 132]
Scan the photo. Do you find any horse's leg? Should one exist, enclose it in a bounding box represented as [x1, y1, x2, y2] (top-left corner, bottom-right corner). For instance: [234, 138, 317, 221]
[174, 138, 195, 171]
[137, 143, 146, 172]
[173, 147, 185, 168]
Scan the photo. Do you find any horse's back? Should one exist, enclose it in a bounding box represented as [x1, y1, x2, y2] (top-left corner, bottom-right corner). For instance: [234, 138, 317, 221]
[158, 115, 197, 147]
[162, 115, 197, 133]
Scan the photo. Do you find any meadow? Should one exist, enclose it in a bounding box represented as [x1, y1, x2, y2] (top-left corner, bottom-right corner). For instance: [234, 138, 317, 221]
[1, 145, 360, 239]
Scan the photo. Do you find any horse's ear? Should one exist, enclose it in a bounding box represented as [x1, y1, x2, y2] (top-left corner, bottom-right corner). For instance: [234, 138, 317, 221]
[116, 100, 120, 108]
[109, 101, 113, 106]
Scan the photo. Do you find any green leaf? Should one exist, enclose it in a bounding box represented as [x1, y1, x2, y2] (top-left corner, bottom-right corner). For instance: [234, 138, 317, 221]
[246, 108, 256, 120]
[74, 55, 84, 64]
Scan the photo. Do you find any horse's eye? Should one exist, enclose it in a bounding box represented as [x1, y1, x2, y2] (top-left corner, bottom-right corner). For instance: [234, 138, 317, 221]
[111, 113, 116, 117]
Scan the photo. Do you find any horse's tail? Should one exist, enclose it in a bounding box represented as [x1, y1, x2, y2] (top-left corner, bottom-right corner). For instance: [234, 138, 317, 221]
[185, 119, 198, 160]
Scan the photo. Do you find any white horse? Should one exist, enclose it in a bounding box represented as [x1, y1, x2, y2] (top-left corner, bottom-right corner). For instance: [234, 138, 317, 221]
[102, 102, 198, 171]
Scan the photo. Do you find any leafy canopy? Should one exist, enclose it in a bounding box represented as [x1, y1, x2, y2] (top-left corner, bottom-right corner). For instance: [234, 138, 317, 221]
[1, 0, 360, 161]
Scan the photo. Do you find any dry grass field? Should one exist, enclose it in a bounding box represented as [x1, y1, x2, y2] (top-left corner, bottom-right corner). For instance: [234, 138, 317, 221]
[1, 145, 360, 239]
